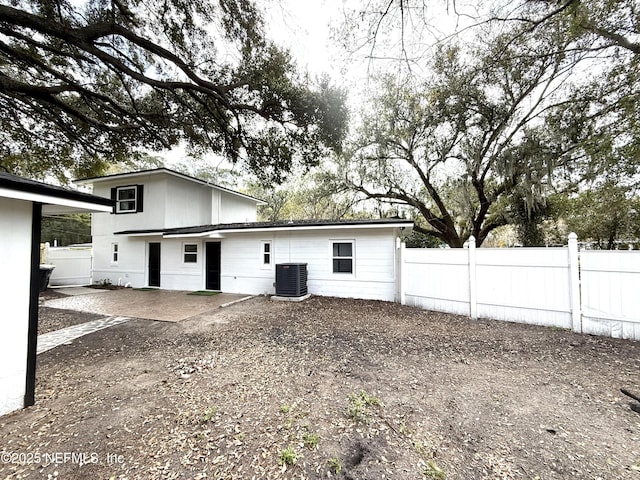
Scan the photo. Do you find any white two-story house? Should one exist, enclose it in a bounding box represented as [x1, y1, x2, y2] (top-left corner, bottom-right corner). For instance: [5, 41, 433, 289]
[76, 168, 412, 301]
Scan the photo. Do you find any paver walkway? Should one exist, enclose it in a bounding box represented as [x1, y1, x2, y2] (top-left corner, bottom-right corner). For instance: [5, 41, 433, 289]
[37, 316, 130, 354]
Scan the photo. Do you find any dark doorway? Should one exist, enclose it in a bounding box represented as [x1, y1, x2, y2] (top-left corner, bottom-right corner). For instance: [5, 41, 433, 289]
[205, 242, 221, 290]
[148, 242, 161, 287]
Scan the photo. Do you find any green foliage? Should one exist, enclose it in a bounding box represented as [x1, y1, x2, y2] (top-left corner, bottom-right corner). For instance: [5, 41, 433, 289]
[327, 456, 342, 474]
[404, 230, 443, 248]
[497, 0, 640, 56]
[245, 170, 362, 222]
[553, 182, 640, 249]
[279, 404, 291, 414]
[423, 460, 446, 480]
[278, 446, 298, 466]
[202, 407, 217, 423]
[510, 195, 551, 247]
[41, 214, 92, 246]
[347, 390, 382, 423]
[302, 432, 320, 449]
[0, 1, 347, 183]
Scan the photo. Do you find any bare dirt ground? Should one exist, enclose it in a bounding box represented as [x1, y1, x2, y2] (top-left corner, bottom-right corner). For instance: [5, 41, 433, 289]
[1, 295, 639, 480]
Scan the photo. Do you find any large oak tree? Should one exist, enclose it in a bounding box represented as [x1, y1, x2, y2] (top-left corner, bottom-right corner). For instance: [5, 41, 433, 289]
[333, 0, 639, 247]
[337, 19, 598, 247]
[0, 0, 348, 182]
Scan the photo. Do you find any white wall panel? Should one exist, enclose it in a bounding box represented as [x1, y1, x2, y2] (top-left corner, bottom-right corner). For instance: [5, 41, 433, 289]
[47, 246, 92, 286]
[0, 197, 31, 415]
[221, 229, 399, 301]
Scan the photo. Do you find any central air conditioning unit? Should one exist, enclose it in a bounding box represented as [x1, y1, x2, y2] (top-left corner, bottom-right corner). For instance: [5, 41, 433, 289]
[275, 263, 308, 297]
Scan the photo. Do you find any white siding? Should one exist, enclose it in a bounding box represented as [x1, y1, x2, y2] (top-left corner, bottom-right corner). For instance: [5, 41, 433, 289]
[164, 177, 212, 227]
[219, 192, 257, 223]
[91, 174, 167, 235]
[91, 174, 215, 235]
[159, 238, 204, 291]
[94, 229, 401, 298]
[220, 233, 273, 295]
[92, 237, 205, 290]
[91, 173, 257, 237]
[92, 235, 148, 287]
[221, 229, 399, 301]
[90, 172, 260, 289]
[0, 197, 32, 415]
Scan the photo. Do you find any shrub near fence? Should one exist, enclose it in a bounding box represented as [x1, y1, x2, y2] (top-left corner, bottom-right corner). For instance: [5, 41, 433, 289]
[399, 234, 640, 341]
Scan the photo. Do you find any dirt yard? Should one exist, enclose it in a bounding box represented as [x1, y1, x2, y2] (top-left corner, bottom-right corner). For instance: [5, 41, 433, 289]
[1, 295, 639, 479]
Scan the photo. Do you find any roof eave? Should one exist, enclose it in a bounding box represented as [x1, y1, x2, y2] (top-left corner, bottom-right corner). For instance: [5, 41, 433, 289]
[0, 186, 113, 214]
[163, 221, 414, 238]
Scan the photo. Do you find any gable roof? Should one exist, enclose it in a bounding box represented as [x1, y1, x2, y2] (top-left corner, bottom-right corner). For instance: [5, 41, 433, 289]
[74, 168, 265, 204]
[115, 218, 414, 237]
[0, 172, 114, 215]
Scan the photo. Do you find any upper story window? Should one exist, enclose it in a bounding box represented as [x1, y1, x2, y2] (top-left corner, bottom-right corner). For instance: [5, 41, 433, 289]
[332, 241, 354, 274]
[112, 185, 144, 214]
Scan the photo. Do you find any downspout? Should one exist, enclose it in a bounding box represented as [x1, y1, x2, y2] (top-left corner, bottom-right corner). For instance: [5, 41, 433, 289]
[24, 202, 42, 407]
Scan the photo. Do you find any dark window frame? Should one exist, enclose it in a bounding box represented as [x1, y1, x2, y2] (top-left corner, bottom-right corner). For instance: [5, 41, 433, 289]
[332, 241, 354, 274]
[111, 185, 144, 214]
[261, 241, 272, 268]
[183, 243, 198, 264]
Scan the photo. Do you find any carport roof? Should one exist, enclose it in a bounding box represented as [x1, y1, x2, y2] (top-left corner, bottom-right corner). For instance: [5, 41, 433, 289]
[0, 172, 114, 214]
[115, 218, 414, 237]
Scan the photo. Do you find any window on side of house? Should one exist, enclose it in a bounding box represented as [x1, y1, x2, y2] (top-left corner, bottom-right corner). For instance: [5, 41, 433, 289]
[332, 241, 354, 274]
[183, 243, 198, 263]
[116, 186, 136, 213]
[261, 241, 272, 267]
[111, 243, 118, 263]
[112, 185, 144, 213]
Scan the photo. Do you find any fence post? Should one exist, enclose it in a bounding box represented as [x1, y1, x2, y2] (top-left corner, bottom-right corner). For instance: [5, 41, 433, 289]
[399, 241, 407, 305]
[468, 235, 478, 320]
[568, 232, 581, 333]
[41, 241, 49, 264]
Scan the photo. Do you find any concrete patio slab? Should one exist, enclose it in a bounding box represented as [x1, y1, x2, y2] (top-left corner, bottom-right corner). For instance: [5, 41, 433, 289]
[44, 288, 251, 322]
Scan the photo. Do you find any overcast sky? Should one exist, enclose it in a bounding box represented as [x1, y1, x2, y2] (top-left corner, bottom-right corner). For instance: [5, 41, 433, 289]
[165, 1, 465, 173]
[263, 1, 472, 88]
[265, 0, 346, 78]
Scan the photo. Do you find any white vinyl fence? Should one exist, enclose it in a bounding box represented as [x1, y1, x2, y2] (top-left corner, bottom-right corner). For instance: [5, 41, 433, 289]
[580, 251, 640, 339]
[43, 244, 93, 286]
[400, 234, 640, 341]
